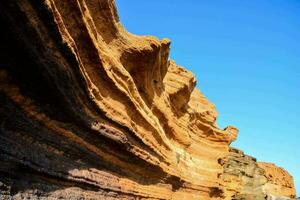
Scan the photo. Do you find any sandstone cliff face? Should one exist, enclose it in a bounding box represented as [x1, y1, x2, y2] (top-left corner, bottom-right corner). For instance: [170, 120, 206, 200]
[0, 0, 295, 200]
[223, 148, 296, 200]
[258, 163, 296, 199]
[0, 0, 237, 199]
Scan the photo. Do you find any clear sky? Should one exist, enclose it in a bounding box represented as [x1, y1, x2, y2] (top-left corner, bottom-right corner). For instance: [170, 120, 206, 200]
[115, 0, 300, 196]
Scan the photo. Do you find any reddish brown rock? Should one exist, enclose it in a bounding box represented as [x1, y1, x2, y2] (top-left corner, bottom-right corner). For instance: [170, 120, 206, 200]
[0, 0, 236, 199]
[0, 0, 295, 200]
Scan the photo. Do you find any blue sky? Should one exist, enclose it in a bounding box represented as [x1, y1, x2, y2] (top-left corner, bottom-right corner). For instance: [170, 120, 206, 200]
[115, 0, 300, 195]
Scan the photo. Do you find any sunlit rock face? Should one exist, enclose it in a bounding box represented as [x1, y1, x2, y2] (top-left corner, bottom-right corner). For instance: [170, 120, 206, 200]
[258, 163, 296, 199]
[223, 148, 296, 200]
[0, 0, 237, 199]
[223, 148, 267, 199]
[0, 0, 295, 200]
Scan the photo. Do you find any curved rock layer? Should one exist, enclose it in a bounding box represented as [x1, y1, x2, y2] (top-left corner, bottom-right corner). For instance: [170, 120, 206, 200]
[0, 0, 295, 200]
[223, 148, 296, 199]
[0, 0, 237, 199]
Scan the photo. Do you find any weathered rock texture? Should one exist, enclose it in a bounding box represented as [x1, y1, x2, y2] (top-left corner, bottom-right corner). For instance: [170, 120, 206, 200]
[223, 148, 296, 200]
[0, 0, 295, 200]
[0, 0, 237, 199]
[258, 162, 296, 199]
[223, 148, 267, 199]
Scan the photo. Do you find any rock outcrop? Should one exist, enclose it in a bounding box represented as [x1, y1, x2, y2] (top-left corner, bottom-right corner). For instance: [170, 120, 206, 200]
[258, 162, 296, 199]
[223, 148, 296, 199]
[0, 0, 237, 199]
[223, 148, 267, 199]
[0, 0, 295, 200]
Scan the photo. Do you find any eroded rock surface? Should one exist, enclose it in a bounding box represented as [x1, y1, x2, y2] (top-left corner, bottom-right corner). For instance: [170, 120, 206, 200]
[0, 0, 237, 199]
[0, 0, 295, 200]
[223, 148, 296, 200]
[258, 162, 296, 199]
[223, 148, 267, 199]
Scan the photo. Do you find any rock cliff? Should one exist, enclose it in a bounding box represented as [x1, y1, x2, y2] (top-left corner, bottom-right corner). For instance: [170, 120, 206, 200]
[0, 0, 237, 199]
[223, 148, 296, 199]
[258, 162, 296, 199]
[223, 148, 267, 199]
[0, 0, 296, 199]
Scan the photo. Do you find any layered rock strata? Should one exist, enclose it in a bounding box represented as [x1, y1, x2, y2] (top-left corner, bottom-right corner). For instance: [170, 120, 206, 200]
[223, 148, 267, 199]
[0, 0, 296, 200]
[223, 148, 296, 199]
[0, 0, 237, 199]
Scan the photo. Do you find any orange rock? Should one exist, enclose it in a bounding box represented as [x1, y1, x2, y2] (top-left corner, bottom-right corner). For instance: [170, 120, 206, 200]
[0, 0, 295, 199]
[0, 0, 237, 199]
[258, 162, 296, 199]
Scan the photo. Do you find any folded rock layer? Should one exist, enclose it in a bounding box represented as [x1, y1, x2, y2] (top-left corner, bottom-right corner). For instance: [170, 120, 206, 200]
[0, 0, 237, 199]
[0, 0, 295, 200]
